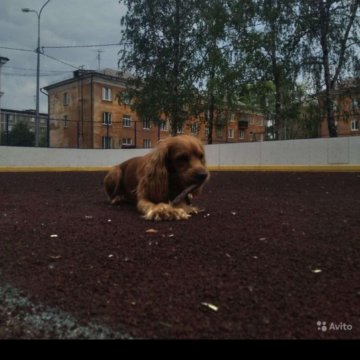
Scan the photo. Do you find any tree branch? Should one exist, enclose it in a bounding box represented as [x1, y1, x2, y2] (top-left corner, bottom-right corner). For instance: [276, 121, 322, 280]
[331, 0, 360, 86]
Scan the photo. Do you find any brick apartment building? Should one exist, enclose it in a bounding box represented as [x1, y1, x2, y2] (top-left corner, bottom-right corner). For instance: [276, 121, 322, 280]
[44, 69, 266, 149]
[319, 78, 360, 137]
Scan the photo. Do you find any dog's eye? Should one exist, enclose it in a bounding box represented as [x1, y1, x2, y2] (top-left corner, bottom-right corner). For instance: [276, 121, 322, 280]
[176, 154, 189, 163]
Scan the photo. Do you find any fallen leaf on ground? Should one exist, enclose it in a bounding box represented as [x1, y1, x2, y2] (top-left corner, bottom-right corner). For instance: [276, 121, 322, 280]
[146, 228, 158, 233]
[311, 269, 322, 273]
[201, 302, 219, 311]
[50, 234, 58, 238]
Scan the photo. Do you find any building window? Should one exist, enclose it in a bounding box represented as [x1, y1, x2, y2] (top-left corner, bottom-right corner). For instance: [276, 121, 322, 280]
[102, 112, 112, 125]
[122, 138, 132, 146]
[177, 124, 184, 134]
[228, 128, 234, 139]
[159, 120, 168, 132]
[102, 136, 112, 149]
[352, 99, 359, 110]
[249, 117, 255, 125]
[239, 129, 245, 139]
[143, 119, 151, 129]
[216, 126, 223, 137]
[64, 115, 68, 128]
[190, 123, 198, 134]
[143, 139, 152, 148]
[122, 115, 131, 127]
[102, 87, 112, 101]
[63, 92, 69, 106]
[351, 119, 359, 131]
[258, 118, 263, 126]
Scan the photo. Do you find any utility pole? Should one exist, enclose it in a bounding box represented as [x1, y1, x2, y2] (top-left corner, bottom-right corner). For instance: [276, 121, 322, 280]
[22, 0, 51, 147]
[0, 56, 9, 121]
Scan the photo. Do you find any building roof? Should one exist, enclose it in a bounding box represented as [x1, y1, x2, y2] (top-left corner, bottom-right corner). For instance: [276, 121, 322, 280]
[44, 68, 131, 91]
[0, 108, 48, 117]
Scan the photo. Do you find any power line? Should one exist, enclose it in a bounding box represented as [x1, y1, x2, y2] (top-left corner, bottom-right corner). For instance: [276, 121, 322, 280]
[1, 43, 119, 76]
[0, 43, 120, 52]
[3, 72, 72, 77]
[3, 65, 71, 73]
[0, 46, 35, 52]
[41, 53, 81, 69]
[42, 43, 120, 49]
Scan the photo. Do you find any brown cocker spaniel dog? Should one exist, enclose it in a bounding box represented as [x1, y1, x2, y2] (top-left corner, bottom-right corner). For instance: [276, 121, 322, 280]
[104, 135, 209, 220]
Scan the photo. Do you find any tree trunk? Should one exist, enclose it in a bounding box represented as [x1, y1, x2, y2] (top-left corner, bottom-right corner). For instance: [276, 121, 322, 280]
[273, 76, 282, 140]
[268, 0, 282, 140]
[324, 88, 337, 137]
[319, 0, 337, 137]
[171, 118, 178, 136]
[207, 93, 215, 144]
[171, 0, 181, 137]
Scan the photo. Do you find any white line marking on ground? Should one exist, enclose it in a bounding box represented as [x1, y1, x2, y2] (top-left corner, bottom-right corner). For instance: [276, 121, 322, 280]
[0, 283, 132, 339]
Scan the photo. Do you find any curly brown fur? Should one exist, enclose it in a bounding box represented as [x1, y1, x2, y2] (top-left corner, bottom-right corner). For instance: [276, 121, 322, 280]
[104, 135, 209, 221]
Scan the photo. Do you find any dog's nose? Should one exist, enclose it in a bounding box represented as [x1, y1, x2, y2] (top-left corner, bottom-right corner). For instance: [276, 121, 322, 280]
[195, 171, 208, 183]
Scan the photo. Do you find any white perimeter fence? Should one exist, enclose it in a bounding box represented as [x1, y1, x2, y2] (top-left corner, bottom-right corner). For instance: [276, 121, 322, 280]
[0, 137, 359, 170]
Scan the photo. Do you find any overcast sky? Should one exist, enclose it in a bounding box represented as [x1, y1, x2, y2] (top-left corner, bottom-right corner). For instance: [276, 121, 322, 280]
[0, 0, 127, 113]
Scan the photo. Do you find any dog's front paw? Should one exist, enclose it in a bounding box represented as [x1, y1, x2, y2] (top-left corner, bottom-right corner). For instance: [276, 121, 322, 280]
[185, 205, 200, 215]
[144, 203, 190, 221]
[174, 204, 200, 215]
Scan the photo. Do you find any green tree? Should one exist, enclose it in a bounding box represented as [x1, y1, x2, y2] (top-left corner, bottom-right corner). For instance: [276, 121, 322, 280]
[39, 134, 48, 147]
[281, 83, 321, 139]
[229, 0, 302, 140]
[6, 122, 35, 147]
[118, 0, 202, 135]
[298, 0, 360, 137]
[195, 0, 234, 144]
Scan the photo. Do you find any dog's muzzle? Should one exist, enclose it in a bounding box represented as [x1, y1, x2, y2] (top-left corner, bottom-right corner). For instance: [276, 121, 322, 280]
[194, 171, 209, 184]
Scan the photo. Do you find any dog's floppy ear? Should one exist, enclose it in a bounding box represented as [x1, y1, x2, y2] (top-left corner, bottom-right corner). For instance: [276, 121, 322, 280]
[140, 141, 169, 203]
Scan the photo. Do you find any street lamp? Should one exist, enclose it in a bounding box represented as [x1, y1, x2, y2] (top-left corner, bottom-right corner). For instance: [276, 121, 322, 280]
[22, 0, 50, 147]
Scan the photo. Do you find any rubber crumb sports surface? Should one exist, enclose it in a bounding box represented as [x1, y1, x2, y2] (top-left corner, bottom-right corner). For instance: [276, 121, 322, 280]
[0, 171, 359, 339]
